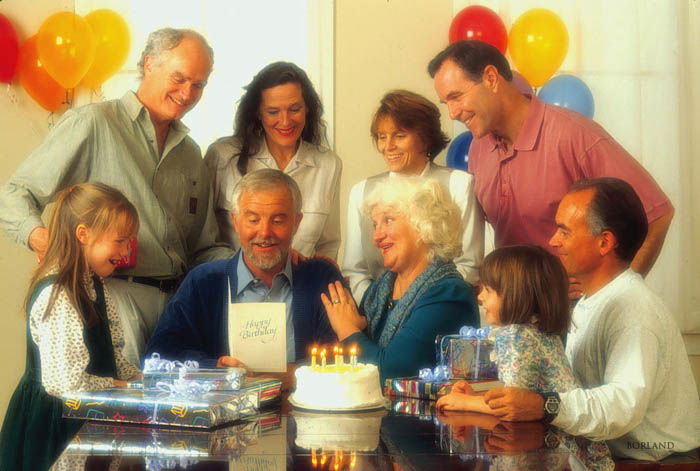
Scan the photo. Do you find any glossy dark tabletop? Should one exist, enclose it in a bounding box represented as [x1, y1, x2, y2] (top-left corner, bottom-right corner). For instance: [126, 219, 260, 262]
[47, 395, 615, 471]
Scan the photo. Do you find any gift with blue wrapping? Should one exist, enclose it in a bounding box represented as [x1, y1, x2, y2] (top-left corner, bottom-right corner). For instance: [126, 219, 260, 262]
[437, 326, 498, 379]
[61, 387, 259, 429]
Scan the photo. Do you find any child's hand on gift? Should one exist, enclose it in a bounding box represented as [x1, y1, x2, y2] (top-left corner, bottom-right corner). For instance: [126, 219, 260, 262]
[451, 380, 476, 395]
[437, 381, 495, 415]
[436, 391, 475, 411]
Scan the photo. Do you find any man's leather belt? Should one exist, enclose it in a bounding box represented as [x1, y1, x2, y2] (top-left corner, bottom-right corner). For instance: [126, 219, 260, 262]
[113, 275, 180, 293]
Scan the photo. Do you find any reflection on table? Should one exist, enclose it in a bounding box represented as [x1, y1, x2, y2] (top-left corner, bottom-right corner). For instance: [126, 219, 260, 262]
[48, 396, 615, 471]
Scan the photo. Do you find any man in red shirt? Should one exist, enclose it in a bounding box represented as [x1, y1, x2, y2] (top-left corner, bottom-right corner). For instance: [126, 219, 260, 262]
[428, 41, 673, 291]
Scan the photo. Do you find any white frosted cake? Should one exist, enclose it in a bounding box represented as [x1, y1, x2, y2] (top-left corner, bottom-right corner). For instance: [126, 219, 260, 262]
[293, 410, 385, 452]
[291, 363, 385, 410]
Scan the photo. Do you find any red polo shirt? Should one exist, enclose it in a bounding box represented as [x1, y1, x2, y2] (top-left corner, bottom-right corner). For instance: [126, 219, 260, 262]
[469, 97, 673, 253]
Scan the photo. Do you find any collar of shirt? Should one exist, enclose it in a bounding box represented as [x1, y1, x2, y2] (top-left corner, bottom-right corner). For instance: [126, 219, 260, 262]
[234, 251, 294, 297]
[121, 91, 190, 134]
[121, 91, 190, 157]
[574, 268, 637, 316]
[483, 95, 543, 159]
[255, 139, 318, 170]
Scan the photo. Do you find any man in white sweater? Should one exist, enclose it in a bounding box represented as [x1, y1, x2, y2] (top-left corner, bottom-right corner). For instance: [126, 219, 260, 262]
[484, 177, 699, 461]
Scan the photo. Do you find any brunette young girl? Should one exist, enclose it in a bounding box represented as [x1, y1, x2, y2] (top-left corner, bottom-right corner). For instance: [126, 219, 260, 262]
[437, 245, 575, 414]
[0, 183, 142, 470]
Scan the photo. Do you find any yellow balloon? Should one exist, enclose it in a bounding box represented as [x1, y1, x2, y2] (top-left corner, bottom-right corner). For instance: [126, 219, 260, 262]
[37, 12, 96, 89]
[508, 9, 568, 87]
[82, 9, 130, 89]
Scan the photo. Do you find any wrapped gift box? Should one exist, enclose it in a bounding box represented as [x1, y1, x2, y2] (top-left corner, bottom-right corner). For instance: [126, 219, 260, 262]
[438, 336, 498, 379]
[142, 367, 246, 390]
[61, 387, 259, 429]
[385, 377, 454, 401]
[385, 377, 503, 401]
[241, 377, 282, 405]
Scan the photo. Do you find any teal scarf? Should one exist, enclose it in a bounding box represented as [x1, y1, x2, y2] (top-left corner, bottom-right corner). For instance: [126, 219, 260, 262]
[363, 259, 461, 347]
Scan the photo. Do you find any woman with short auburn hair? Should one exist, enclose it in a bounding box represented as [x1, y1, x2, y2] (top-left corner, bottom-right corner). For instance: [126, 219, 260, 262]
[342, 89, 483, 303]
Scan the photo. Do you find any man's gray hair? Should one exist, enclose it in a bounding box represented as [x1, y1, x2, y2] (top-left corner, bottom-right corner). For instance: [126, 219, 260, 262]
[231, 169, 302, 216]
[137, 28, 214, 78]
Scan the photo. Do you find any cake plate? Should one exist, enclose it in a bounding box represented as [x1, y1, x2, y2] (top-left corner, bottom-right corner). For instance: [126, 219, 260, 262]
[288, 395, 389, 413]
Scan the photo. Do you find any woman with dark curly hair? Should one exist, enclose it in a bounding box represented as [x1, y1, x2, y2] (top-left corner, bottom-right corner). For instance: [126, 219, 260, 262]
[342, 90, 483, 302]
[205, 62, 341, 259]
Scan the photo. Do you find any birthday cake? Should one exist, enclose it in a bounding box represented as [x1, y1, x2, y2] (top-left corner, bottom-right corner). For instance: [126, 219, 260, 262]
[293, 410, 385, 452]
[291, 363, 385, 410]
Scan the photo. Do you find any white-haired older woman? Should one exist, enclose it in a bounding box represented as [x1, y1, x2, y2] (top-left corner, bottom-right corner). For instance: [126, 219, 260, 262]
[322, 177, 479, 382]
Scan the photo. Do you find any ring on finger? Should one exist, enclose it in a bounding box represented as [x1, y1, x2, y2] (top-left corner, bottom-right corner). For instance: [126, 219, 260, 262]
[332, 299, 341, 304]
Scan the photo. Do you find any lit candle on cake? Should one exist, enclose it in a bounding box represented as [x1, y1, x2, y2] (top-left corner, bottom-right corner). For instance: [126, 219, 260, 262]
[350, 451, 357, 468]
[320, 348, 327, 370]
[311, 449, 317, 467]
[311, 346, 318, 368]
[350, 346, 358, 369]
[333, 345, 340, 367]
[321, 450, 327, 465]
[338, 346, 344, 367]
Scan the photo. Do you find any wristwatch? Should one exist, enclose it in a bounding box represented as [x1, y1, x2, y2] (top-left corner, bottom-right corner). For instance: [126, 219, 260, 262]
[541, 391, 561, 423]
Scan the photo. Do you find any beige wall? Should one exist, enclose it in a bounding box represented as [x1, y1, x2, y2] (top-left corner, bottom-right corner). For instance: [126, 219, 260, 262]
[0, 0, 74, 423]
[334, 0, 454, 240]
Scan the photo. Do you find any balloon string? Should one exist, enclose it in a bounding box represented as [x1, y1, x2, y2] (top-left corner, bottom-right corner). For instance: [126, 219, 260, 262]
[62, 89, 74, 108]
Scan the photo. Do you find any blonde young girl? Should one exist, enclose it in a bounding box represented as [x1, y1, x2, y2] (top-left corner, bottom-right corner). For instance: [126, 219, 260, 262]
[437, 245, 574, 414]
[0, 183, 142, 470]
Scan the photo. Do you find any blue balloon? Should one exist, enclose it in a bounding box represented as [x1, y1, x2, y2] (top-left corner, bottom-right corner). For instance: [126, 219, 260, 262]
[538, 74, 595, 119]
[446, 131, 473, 171]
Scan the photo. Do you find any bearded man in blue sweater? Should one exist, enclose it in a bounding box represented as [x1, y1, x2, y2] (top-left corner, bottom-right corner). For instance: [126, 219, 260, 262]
[146, 169, 340, 386]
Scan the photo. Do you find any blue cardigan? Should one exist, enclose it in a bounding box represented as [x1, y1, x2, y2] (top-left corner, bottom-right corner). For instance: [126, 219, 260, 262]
[146, 252, 340, 367]
[345, 276, 479, 383]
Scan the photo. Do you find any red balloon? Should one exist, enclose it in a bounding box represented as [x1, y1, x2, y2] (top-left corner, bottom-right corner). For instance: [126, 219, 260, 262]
[449, 5, 508, 55]
[0, 14, 20, 83]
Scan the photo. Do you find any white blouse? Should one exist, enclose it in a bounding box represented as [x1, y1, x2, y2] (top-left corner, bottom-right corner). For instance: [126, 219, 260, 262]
[205, 137, 342, 259]
[29, 276, 141, 398]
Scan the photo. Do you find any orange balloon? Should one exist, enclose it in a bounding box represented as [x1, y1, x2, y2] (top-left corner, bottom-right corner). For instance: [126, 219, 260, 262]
[81, 9, 130, 89]
[36, 11, 96, 89]
[508, 9, 569, 87]
[18, 36, 66, 112]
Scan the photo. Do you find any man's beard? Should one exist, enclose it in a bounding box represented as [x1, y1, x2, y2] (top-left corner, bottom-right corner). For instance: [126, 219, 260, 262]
[242, 238, 287, 270]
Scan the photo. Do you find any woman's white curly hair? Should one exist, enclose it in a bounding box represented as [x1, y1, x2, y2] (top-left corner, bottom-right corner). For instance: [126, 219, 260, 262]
[362, 176, 463, 262]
